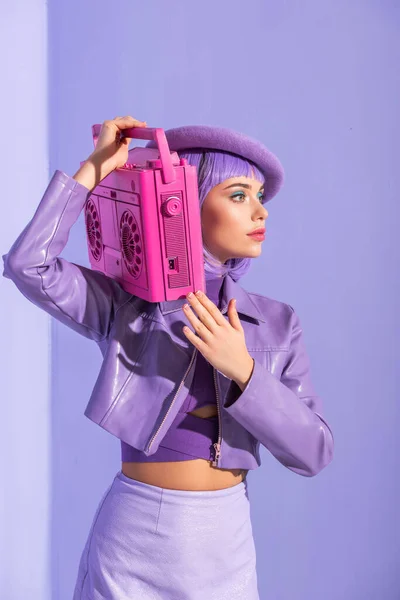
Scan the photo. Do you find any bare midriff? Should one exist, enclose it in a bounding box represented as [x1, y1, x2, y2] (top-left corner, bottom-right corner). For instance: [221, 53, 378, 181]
[121, 404, 248, 491]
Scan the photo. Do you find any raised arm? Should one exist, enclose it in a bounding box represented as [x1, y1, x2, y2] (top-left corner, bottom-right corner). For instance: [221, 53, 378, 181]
[2, 116, 147, 342]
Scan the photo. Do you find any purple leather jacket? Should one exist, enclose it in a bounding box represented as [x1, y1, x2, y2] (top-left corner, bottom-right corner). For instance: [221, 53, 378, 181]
[2, 170, 334, 476]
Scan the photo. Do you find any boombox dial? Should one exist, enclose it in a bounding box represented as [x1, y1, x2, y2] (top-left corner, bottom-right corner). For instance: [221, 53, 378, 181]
[162, 196, 182, 217]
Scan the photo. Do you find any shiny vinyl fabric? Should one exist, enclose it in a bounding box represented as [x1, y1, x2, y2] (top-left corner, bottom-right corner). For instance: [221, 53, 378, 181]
[120, 275, 223, 463]
[73, 471, 259, 600]
[2, 169, 335, 475]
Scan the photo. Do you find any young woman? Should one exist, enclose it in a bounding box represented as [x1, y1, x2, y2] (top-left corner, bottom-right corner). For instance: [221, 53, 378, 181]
[2, 116, 334, 599]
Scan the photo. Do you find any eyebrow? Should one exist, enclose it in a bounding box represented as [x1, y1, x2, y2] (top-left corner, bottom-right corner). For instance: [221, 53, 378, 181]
[223, 183, 265, 191]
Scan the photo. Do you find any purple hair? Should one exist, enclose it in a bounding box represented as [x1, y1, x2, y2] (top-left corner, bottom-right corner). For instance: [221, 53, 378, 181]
[177, 149, 266, 282]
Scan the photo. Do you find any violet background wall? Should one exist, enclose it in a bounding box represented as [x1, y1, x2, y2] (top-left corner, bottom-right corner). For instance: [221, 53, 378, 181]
[1, 1, 399, 598]
[1, 1, 51, 597]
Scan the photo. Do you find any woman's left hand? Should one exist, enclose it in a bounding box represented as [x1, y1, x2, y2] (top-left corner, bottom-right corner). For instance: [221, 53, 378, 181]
[182, 290, 254, 386]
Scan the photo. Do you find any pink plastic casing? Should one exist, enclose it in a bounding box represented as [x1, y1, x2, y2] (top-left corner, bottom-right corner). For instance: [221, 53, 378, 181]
[80, 125, 205, 302]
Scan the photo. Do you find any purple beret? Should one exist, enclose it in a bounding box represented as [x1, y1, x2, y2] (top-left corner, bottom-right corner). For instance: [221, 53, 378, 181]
[146, 125, 284, 202]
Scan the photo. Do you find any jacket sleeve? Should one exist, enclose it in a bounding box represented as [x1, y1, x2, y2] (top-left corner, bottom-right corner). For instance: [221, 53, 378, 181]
[223, 306, 334, 477]
[2, 169, 132, 342]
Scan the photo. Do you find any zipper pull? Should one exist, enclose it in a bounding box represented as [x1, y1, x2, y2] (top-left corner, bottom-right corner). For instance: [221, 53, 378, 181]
[213, 442, 221, 465]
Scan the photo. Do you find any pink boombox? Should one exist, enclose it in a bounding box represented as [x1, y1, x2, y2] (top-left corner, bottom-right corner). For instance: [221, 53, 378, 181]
[80, 125, 205, 303]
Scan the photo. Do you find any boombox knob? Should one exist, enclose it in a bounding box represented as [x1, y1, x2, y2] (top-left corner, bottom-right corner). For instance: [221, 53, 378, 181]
[162, 196, 182, 216]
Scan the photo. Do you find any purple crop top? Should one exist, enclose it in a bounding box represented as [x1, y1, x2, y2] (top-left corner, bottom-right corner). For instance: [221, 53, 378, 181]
[121, 274, 226, 463]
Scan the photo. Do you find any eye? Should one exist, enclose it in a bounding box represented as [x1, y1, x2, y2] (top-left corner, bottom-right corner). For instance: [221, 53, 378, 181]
[230, 191, 265, 203]
[257, 191, 266, 202]
[230, 192, 246, 202]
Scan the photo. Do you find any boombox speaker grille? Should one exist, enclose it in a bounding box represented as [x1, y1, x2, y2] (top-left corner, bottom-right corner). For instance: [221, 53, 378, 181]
[120, 210, 143, 279]
[164, 212, 189, 287]
[85, 198, 103, 262]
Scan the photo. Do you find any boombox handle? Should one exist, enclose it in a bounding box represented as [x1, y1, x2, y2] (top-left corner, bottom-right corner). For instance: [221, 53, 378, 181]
[91, 125, 176, 184]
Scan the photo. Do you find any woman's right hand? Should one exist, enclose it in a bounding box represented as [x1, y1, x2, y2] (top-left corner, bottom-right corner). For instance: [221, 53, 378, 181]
[73, 115, 147, 191]
[89, 115, 147, 171]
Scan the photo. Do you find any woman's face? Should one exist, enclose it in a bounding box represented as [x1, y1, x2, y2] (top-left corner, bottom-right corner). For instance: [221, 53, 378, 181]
[201, 173, 269, 264]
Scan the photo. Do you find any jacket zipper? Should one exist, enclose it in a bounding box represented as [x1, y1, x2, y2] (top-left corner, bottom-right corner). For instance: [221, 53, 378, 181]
[146, 347, 198, 453]
[212, 303, 228, 467]
[212, 367, 222, 467]
[146, 304, 228, 459]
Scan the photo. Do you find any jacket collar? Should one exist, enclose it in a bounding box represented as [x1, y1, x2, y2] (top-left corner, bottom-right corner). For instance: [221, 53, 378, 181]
[159, 273, 266, 323]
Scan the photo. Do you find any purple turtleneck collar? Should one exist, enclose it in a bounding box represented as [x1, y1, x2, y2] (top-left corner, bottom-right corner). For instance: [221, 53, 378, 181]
[205, 273, 226, 309]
